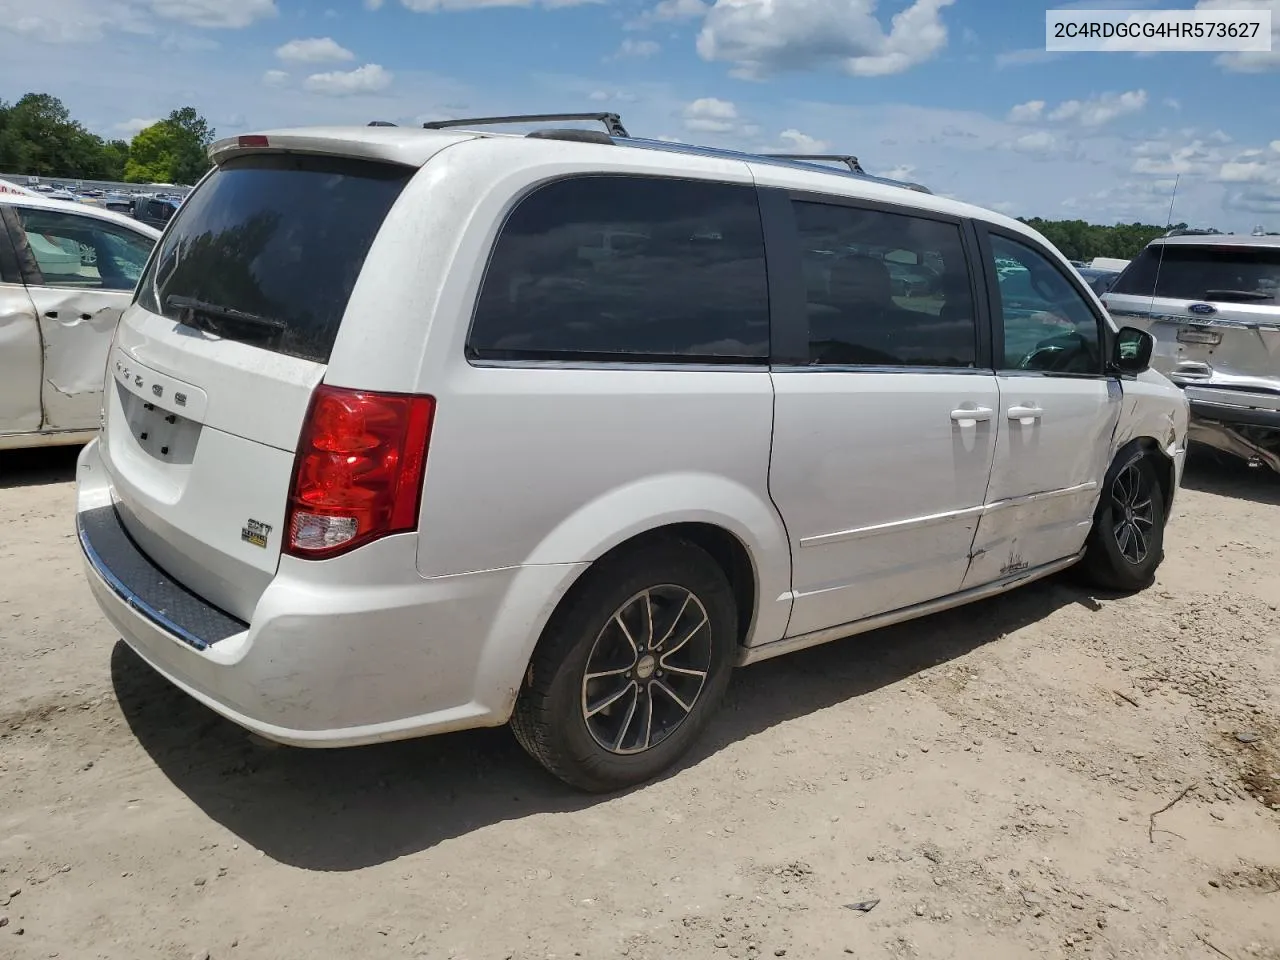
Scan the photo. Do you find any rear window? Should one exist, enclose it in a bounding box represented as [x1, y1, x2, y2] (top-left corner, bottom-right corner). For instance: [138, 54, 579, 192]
[1111, 243, 1280, 304]
[468, 175, 769, 363]
[137, 154, 413, 363]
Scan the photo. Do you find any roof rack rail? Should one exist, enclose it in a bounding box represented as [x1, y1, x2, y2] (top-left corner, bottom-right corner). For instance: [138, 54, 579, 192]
[368, 120, 398, 127]
[422, 112, 630, 138]
[761, 153, 866, 175]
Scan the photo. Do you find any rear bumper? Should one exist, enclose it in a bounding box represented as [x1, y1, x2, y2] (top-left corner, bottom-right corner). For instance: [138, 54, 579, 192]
[1185, 386, 1280, 431]
[76, 439, 586, 747]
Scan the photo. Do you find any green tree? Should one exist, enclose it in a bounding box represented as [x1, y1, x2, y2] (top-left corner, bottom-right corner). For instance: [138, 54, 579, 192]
[0, 92, 113, 179]
[124, 107, 215, 185]
[100, 139, 130, 181]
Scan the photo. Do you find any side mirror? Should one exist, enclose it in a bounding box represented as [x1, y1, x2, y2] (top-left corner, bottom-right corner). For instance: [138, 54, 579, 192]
[1112, 326, 1154, 374]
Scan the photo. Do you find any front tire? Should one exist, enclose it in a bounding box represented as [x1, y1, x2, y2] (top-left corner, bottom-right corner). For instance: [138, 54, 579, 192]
[510, 538, 737, 793]
[1079, 450, 1166, 592]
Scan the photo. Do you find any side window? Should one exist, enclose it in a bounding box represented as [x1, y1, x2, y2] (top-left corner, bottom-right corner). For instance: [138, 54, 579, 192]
[15, 207, 154, 291]
[792, 201, 976, 367]
[469, 175, 769, 362]
[989, 233, 1103, 374]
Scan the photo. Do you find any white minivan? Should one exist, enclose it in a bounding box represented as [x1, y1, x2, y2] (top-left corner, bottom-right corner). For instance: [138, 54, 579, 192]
[76, 115, 1189, 792]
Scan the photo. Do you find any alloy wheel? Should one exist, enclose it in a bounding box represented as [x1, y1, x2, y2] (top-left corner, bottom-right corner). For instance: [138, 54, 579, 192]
[1111, 462, 1155, 565]
[580, 585, 713, 755]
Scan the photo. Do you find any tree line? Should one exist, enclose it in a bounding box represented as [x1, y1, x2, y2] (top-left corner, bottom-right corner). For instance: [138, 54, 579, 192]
[1016, 217, 1191, 262]
[0, 92, 214, 186]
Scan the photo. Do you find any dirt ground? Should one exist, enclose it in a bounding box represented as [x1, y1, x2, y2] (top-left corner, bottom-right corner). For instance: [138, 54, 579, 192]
[1, 446, 1278, 960]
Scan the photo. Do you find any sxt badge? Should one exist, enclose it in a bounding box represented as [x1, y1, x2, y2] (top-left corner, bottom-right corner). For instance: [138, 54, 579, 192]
[241, 518, 272, 549]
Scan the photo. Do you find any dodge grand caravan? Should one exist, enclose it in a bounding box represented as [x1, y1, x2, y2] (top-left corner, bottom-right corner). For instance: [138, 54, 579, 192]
[76, 114, 1189, 792]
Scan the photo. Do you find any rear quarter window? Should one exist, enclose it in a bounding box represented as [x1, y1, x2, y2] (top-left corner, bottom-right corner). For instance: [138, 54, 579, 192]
[137, 154, 414, 364]
[468, 175, 769, 363]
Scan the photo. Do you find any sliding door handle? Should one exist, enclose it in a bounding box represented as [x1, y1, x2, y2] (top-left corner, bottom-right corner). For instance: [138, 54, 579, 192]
[1008, 405, 1044, 424]
[950, 406, 993, 424]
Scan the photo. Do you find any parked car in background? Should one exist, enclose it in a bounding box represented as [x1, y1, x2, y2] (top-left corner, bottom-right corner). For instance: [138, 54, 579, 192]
[132, 196, 181, 229]
[103, 193, 134, 215]
[1, 194, 160, 450]
[1104, 234, 1280, 472]
[1075, 265, 1121, 297]
[76, 117, 1187, 794]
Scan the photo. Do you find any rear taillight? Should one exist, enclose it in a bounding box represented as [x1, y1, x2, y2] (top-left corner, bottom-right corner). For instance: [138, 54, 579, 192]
[284, 385, 435, 560]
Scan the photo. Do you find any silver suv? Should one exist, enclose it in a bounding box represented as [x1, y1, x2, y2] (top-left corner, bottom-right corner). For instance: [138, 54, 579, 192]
[1104, 234, 1280, 471]
[76, 113, 1188, 792]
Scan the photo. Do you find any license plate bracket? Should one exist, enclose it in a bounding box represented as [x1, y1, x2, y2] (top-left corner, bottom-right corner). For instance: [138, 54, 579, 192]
[1177, 326, 1222, 345]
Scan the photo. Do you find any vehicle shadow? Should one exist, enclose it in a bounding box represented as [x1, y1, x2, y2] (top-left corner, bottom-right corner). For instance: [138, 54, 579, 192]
[1181, 447, 1280, 506]
[111, 573, 1094, 873]
[0, 446, 82, 490]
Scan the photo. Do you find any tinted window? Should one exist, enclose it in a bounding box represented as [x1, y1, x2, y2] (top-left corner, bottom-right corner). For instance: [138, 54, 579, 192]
[15, 207, 154, 291]
[990, 234, 1102, 374]
[469, 176, 768, 363]
[1111, 243, 1280, 304]
[136, 154, 413, 364]
[792, 201, 976, 367]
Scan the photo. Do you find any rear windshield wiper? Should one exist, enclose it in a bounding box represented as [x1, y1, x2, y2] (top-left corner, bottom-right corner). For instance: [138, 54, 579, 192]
[1201, 289, 1275, 303]
[165, 295, 287, 332]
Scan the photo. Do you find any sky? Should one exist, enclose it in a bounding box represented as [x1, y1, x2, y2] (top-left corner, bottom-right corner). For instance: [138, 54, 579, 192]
[0, 0, 1277, 231]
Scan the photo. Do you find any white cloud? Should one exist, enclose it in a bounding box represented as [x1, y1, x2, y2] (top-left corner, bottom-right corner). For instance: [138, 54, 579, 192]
[1219, 161, 1275, 183]
[1131, 140, 1224, 176]
[0, 0, 275, 42]
[627, 0, 707, 28]
[149, 0, 277, 28]
[696, 0, 955, 79]
[1224, 185, 1280, 214]
[304, 63, 392, 96]
[0, 0, 146, 42]
[1008, 100, 1045, 123]
[115, 117, 161, 137]
[1047, 89, 1147, 127]
[683, 97, 740, 133]
[884, 163, 917, 181]
[1007, 131, 1062, 157]
[588, 89, 637, 102]
[365, 0, 384, 7]
[614, 38, 660, 58]
[391, 0, 598, 8]
[994, 48, 1063, 68]
[777, 128, 831, 153]
[1163, 98, 1181, 110]
[276, 37, 355, 63]
[263, 69, 290, 86]
[1197, 0, 1280, 73]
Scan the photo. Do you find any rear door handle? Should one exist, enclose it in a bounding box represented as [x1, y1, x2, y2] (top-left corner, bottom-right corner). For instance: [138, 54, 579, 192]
[1008, 405, 1044, 424]
[950, 406, 993, 425]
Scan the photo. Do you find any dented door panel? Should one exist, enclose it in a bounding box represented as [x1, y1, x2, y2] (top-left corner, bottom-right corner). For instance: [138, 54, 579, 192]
[24, 286, 126, 431]
[1, 201, 156, 438]
[0, 281, 43, 435]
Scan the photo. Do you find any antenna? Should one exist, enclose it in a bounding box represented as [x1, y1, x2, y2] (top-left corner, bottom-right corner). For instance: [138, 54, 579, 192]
[1149, 173, 1180, 315]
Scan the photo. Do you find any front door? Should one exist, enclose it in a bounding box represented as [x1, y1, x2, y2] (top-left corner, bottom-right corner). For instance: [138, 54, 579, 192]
[766, 196, 998, 638]
[962, 229, 1121, 589]
[0, 218, 42, 436]
[8, 205, 154, 432]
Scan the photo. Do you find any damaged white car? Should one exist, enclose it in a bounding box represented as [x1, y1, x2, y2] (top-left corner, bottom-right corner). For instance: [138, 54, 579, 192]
[1, 194, 160, 451]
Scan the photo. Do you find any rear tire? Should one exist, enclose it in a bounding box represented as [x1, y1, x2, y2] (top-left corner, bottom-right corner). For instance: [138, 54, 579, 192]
[510, 538, 737, 793]
[1079, 450, 1166, 592]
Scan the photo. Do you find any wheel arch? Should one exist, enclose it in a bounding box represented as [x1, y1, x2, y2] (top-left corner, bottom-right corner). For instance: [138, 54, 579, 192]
[1111, 434, 1176, 516]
